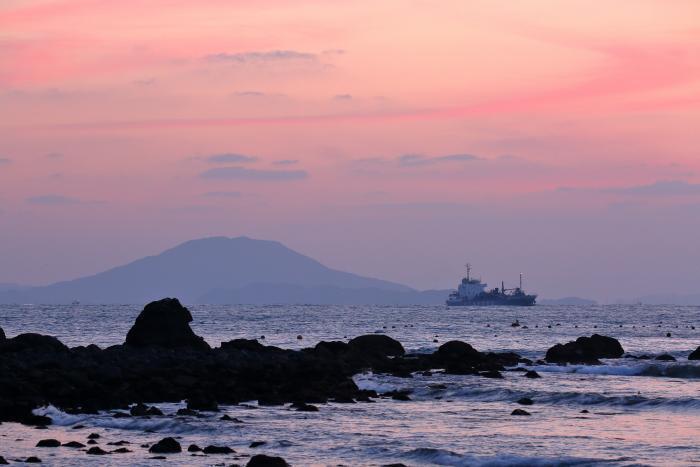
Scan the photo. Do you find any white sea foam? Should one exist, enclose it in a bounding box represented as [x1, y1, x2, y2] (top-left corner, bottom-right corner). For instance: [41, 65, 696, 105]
[402, 448, 608, 466]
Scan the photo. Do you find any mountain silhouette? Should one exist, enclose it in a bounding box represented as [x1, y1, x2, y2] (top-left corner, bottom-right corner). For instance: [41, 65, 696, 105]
[0, 237, 447, 305]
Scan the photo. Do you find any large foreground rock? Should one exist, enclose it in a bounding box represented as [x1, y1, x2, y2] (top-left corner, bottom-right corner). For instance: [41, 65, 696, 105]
[546, 334, 624, 364]
[689, 347, 700, 360]
[125, 298, 210, 350]
[347, 335, 404, 357]
[0, 327, 5, 341]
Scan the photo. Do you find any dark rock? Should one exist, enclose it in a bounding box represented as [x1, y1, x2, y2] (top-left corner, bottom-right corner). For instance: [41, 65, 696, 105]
[36, 439, 61, 447]
[247, 454, 291, 467]
[347, 335, 405, 357]
[176, 408, 199, 416]
[87, 440, 98, 445]
[479, 370, 503, 379]
[388, 391, 411, 401]
[655, 354, 676, 361]
[249, 441, 267, 448]
[187, 444, 202, 452]
[112, 411, 131, 418]
[124, 298, 210, 350]
[87, 433, 100, 439]
[689, 347, 700, 360]
[130, 403, 163, 416]
[202, 445, 235, 454]
[111, 448, 131, 453]
[511, 409, 531, 416]
[149, 437, 182, 454]
[221, 339, 266, 352]
[0, 327, 4, 341]
[434, 341, 481, 362]
[524, 370, 541, 379]
[62, 441, 86, 448]
[107, 440, 130, 446]
[0, 333, 68, 353]
[0, 456, 6, 465]
[545, 334, 624, 364]
[25, 457, 42, 463]
[86, 446, 108, 455]
[580, 409, 589, 413]
[150, 456, 166, 460]
[516, 397, 534, 405]
[291, 402, 319, 412]
[187, 395, 219, 412]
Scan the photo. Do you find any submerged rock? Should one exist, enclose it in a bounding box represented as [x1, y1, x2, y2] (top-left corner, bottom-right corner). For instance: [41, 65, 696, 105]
[149, 437, 182, 454]
[202, 445, 235, 454]
[511, 408, 531, 416]
[62, 441, 86, 448]
[655, 354, 676, 361]
[25, 457, 42, 463]
[247, 454, 291, 467]
[545, 334, 624, 364]
[187, 444, 202, 452]
[124, 298, 210, 350]
[517, 397, 534, 405]
[524, 370, 541, 379]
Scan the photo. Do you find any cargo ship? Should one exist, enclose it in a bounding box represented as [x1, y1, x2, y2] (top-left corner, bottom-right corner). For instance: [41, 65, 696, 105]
[446, 264, 537, 306]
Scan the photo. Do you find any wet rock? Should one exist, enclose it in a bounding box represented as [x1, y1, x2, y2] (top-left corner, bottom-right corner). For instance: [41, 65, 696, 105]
[112, 411, 131, 418]
[187, 444, 202, 452]
[434, 341, 481, 362]
[176, 408, 199, 417]
[25, 457, 42, 463]
[0, 327, 4, 341]
[291, 402, 319, 412]
[111, 447, 131, 453]
[130, 403, 163, 416]
[524, 370, 541, 379]
[124, 298, 210, 350]
[62, 441, 86, 448]
[0, 456, 7, 465]
[104, 441, 127, 447]
[187, 395, 219, 412]
[689, 347, 700, 360]
[580, 409, 590, 413]
[479, 370, 503, 379]
[247, 454, 291, 467]
[249, 441, 267, 448]
[0, 333, 68, 354]
[347, 335, 405, 357]
[86, 446, 109, 455]
[87, 440, 98, 445]
[87, 433, 100, 439]
[149, 437, 182, 454]
[545, 334, 624, 364]
[516, 397, 534, 405]
[511, 409, 531, 416]
[36, 439, 61, 447]
[386, 391, 411, 401]
[655, 354, 676, 361]
[202, 445, 235, 454]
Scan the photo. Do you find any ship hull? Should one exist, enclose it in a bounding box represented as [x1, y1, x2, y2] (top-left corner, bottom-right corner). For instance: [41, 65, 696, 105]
[446, 294, 537, 306]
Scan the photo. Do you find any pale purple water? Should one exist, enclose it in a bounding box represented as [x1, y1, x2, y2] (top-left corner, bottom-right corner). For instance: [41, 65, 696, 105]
[1, 304, 700, 466]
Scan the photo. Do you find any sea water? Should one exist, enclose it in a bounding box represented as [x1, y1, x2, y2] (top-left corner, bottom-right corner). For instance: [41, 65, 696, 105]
[1, 304, 699, 466]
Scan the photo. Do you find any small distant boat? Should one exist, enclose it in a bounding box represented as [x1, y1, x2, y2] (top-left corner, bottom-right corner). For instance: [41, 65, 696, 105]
[446, 263, 537, 306]
[71, 300, 80, 305]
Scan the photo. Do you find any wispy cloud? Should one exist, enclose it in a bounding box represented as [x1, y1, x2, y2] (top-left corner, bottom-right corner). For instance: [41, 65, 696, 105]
[205, 50, 317, 64]
[606, 180, 700, 196]
[45, 152, 64, 159]
[26, 194, 80, 205]
[334, 94, 353, 100]
[203, 191, 243, 198]
[272, 159, 298, 166]
[0, 157, 10, 165]
[205, 153, 258, 164]
[397, 153, 480, 167]
[200, 166, 308, 181]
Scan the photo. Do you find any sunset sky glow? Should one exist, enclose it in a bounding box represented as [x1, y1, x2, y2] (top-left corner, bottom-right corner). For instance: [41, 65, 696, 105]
[1, 0, 699, 301]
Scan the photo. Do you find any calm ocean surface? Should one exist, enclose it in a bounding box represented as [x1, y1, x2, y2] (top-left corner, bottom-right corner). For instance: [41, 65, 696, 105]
[2, 303, 700, 466]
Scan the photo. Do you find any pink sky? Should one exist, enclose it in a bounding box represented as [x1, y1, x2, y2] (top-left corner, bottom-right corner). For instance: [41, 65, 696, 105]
[1, 0, 699, 301]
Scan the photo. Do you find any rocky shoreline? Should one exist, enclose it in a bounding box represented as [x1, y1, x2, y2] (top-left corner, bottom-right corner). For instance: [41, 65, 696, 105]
[2, 298, 699, 465]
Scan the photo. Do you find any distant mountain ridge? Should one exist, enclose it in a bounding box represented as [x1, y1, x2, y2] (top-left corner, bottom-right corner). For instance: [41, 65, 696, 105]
[0, 237, 449, 305]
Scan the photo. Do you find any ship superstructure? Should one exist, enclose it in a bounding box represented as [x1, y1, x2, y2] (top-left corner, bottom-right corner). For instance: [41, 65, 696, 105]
[446, 264, 536, 306]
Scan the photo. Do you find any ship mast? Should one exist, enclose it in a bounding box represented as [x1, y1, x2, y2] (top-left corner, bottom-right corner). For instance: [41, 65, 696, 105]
[465, 263, 472, 281]
[519, 273, 523, 290]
